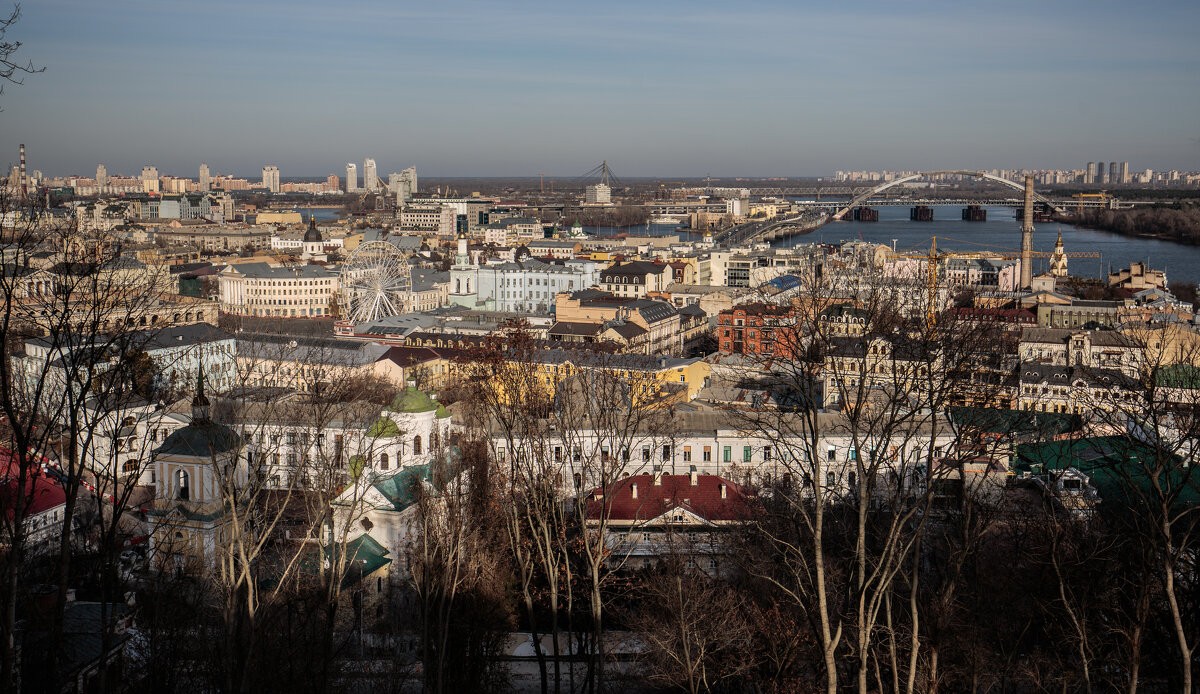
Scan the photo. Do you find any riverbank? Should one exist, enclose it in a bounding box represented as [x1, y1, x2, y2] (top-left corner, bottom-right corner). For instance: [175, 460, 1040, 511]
[1056, 204, 1200, 246]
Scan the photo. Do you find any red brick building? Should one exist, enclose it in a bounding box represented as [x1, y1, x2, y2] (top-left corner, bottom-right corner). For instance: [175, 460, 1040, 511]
[716, 303, 800, 357]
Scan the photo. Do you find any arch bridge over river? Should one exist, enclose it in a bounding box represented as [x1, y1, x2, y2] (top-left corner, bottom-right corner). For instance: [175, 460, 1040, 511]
[717, 171, 1101, 245]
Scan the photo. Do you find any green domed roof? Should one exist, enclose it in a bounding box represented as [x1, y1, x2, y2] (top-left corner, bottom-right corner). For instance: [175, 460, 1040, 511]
[387, 386, 439, 414]
[435, 403, 450, 419]
[366, 418, 401, 438]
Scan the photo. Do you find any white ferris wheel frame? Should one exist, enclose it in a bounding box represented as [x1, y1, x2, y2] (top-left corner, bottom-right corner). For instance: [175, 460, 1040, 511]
[340, 240, 413, 323]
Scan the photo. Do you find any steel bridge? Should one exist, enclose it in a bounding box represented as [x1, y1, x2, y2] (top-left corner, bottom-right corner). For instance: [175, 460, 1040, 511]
[712, 171, 1086, 246]
[829, 171, 1069, 220]
[796, 197, 1126, 209]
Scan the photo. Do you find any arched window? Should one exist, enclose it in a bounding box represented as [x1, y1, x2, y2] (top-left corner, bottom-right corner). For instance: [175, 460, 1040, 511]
[413, 435, 422, 455]
[176, 469, 189, 501]
[379, 453, 389, 470]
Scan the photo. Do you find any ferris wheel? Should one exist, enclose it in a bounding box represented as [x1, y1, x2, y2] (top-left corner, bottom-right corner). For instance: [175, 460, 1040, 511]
[340, 241, 412, 323]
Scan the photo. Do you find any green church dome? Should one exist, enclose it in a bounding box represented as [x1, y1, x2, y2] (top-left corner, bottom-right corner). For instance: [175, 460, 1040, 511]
[387, 386, 440, 414]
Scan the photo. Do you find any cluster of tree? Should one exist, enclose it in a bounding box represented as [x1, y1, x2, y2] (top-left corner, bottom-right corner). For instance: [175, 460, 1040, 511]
[557, 206, 651, 229]
[1063, 204, 1200, 244]
[406, 279, 1199, 694]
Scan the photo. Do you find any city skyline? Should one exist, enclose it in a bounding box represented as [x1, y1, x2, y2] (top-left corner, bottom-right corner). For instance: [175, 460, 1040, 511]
[0, 0, 1198, 177]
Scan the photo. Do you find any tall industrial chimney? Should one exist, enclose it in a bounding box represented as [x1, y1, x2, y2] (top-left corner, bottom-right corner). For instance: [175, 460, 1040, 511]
[1020, 174, 1035, 290]
[19, 143, 27, 200]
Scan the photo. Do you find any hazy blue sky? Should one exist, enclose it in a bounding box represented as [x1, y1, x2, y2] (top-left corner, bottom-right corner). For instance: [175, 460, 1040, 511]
[1, 0, 1197, 178]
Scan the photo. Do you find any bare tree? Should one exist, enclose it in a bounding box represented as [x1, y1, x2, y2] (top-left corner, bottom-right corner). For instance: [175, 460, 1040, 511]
[1, 186, 176, 691]
[456, 327, 566, 694]
[730, 268, 1010, 694]
[626, 557, 757, 694]
[406, 435, 511, 694]
[1081, 326, 1200, 692]
[0, 3, 43, 105]
[555, 363, 673, 693]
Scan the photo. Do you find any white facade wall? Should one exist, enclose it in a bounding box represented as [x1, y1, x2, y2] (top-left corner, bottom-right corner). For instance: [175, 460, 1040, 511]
[465, 260, 600, 314]
[489, 424, 958, 494]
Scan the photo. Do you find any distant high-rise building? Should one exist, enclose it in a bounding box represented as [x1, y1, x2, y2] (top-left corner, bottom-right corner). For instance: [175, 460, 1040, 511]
[585, 183, 611, 205]
[1097, 161, 1108, 185]
[199, 163, 210, 191]
[393, 166, 418, 205]
[401, 166, 417, 199]
[1108, 162, 1119, 186]
[1085, 162, 1095, 184]
[363, 158, 378, 192]
[326, 174, 340, 192]
[95, 164, 107, 187]
[141, 165, 160, 193]
[261, 165, 280, 193]
[346, 162, 358, 192]
[1119, 161, 1129, 184]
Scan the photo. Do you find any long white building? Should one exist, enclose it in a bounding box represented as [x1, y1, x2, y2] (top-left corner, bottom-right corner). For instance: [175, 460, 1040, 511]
[218, 262, 339, 317]
[485, 410, 962, 495]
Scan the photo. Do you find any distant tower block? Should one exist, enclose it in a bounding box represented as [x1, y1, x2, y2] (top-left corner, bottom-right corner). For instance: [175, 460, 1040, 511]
[346, 162, 358, 192]
[363, 158, 378, 192]
[1050, 229, 1069, 277]
[96, 164, 107, 188]
[1020, 175, 1035, 290]
[199, 163, 210, 190]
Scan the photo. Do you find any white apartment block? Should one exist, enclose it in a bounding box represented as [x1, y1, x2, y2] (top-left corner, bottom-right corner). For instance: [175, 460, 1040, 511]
[450, 257, 600, 314]
[398, 204, 455, 235]
[364, 158, 378, 192]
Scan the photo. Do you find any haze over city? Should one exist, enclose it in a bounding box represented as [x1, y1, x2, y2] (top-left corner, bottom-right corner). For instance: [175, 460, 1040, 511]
[2, 0, 1199, 177]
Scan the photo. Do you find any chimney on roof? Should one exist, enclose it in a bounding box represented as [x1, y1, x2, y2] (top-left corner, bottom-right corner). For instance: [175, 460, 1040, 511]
[720, 483, 727, 499]
[690, 469, 698, 486]
[631, 482, 638, 500]
[653, 466, 662, 485]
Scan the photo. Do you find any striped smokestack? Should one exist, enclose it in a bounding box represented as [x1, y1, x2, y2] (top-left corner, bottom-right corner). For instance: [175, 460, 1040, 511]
[1020, 174, 1034, 290]
[19, 143, 27, 200]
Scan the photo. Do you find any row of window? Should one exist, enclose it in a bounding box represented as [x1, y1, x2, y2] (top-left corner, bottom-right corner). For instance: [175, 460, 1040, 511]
[520, 443, 942, 466]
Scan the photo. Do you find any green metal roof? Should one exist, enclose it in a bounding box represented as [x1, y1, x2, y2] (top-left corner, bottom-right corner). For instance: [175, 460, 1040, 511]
[1015, 435, 1199, 507]
[371, 464, 431, 512]
[387, 386, 440, 414]
[366, 417, 401, 438]
[338, 533, 391, 588]
[1155, 364, 1200, 389]
[949, 406, 1083, 438]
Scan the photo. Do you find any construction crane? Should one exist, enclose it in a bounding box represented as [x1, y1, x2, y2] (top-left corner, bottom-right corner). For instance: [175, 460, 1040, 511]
[887, 237, 942, 327]
[1071, 191, 1112, 214]
[888, 236, 1101, 326]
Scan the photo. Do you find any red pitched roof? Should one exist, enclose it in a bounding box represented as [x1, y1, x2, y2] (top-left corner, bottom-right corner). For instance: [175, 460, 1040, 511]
[586, 474, 752, 522]
[1, 448, 67, 519]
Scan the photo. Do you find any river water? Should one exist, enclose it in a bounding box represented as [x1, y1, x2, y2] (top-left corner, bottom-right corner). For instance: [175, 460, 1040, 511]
[797, 205, 1200, 283]
[591, 207, 1200, 284]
